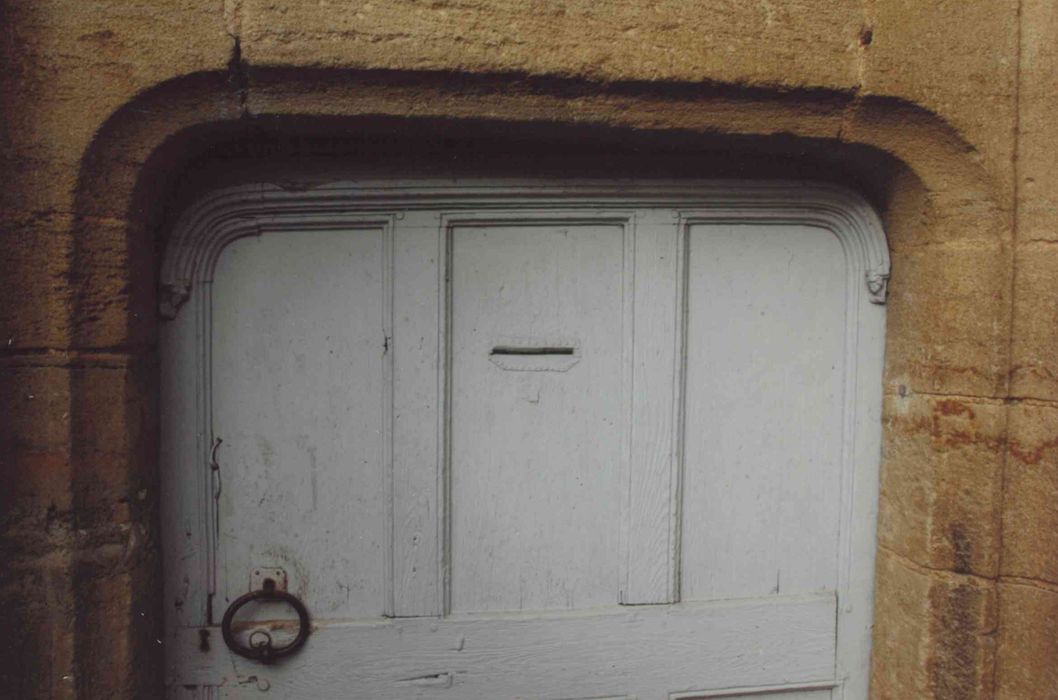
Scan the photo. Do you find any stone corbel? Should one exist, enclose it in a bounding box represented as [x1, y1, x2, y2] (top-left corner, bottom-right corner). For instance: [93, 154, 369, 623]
[159, 280, 191, 319]
[865, 268, 889, 305]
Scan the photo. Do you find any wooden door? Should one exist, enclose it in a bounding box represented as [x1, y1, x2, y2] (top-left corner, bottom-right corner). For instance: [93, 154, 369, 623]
[161, 182, 888, 700]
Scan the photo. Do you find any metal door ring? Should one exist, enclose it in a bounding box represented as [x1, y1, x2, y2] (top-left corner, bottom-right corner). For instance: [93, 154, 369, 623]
[220, 579, 311, 664]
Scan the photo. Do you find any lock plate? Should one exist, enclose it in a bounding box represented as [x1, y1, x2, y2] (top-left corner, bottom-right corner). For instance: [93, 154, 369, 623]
[250, 567, 288, 592]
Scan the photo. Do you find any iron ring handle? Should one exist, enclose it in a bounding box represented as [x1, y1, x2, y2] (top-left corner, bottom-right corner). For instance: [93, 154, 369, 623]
[220, 580, 311, 664]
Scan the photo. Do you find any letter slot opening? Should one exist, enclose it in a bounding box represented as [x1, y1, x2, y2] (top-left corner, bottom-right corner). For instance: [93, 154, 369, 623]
[490, 346, 576, 356]
[486, 337, 581, 372]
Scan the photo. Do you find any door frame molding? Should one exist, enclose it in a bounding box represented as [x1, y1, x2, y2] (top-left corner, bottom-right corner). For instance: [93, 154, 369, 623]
[159, 180, 890, 318]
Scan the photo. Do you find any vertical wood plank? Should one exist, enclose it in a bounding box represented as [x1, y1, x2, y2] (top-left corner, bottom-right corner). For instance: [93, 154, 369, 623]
[391, 210, 444, 616]
[382, 217, 395, 616]
[622, 209, 682, 604]
[680, 222, 847, 602]
[210, 227, 390, 622]
[836, 270, 887, 700]
[160, 287, 210, 628]
[448, 219, 626, 613]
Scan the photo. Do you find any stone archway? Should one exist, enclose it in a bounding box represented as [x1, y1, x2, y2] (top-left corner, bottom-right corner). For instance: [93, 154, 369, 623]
[51, 71, 1011, 697]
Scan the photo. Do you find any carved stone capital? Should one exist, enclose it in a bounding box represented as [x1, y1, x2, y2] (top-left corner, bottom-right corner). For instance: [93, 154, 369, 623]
[159, 280, 191, 319]
[866, 269, 889, 305]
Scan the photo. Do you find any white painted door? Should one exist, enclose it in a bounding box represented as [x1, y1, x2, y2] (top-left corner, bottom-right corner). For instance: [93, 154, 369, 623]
[161, 182, 888, 700]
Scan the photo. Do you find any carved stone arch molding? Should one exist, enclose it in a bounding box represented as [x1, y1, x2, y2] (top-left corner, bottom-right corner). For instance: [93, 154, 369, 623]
[159, 180, 891, 317]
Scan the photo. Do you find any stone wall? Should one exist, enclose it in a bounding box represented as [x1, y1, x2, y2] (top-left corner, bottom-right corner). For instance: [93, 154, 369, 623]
[1, 1, 1056, 697]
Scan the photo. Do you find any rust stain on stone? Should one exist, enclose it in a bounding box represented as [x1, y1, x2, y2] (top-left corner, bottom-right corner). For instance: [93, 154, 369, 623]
[935, 399, 976, 419]
[1006, 436, 1058, 466]
[886, 403, 1000, 454]
[889, 399, 1058, 467]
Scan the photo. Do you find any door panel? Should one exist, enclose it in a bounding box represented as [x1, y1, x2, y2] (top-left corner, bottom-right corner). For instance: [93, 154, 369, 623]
[211, 229, 388, 621]
[449, 222, 626, 613]
[681, 223, 847, 602]
[391, 211, 445, 617]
